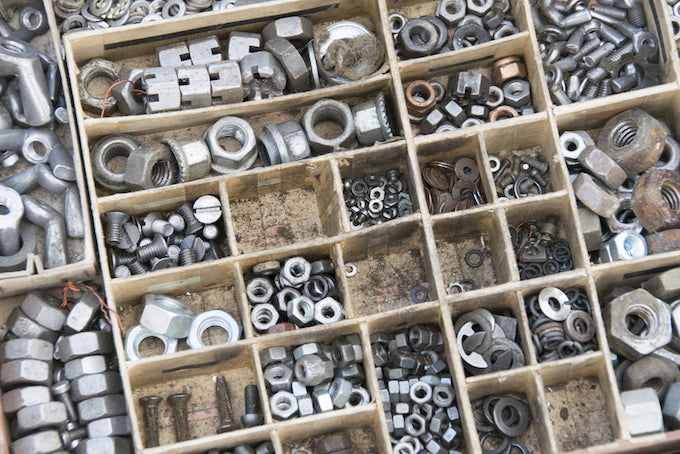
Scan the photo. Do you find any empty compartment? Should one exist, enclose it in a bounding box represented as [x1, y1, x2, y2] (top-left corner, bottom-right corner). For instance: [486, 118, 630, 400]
[341, 221, 435, 317]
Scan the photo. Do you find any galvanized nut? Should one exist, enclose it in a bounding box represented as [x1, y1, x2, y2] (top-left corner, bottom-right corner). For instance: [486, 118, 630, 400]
[124, 143, 179, 191]
[186, 309, 241, 349]
[139, 293, 195, 339]
[205, 116, 257, 174]
[302, 98, 356, 154]
[124, 324, 178, 361]
[91, 134, 140, 192]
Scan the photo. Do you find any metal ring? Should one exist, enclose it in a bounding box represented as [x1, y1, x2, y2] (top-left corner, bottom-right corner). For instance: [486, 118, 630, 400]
[465, 250, 484, 268]
[488, 155, 501, 173]
[91, 134, 139, 191]
[344, 262, 357, 277]
[410, 286, 428, 303]
[125, 324, 177, 361]
[492, 397, 531, 437]
[538, 287, 571, 321]
[186, 309, 241, 349]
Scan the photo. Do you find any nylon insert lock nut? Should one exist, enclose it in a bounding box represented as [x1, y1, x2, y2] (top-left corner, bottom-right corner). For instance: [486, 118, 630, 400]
[205, 116, 257, 174]
[139, 293, 194, 338]
[621, 388, 664, 436]
[302, 99, 356, 154]
[54, 331, 114, 362]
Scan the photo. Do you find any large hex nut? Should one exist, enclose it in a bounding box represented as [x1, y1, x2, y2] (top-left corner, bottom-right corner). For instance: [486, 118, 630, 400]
[663, 381, 680, 429]
[645, 267, 680, 300]
[264, 363, 294, 392]
[257, 120, 311, 166]
[631, 168, 680, 232]
[604, 289, 672, 360]
[598, 108, 666, 175]
[64, 291, 101, 334]
[77, 394, 127, 424]
[622, 356, 680, 400]
[110, 67, 145, 115]
[578, 146, 627, 190]
[270, 390, 298, 419]
[352, 92, 393, 145]
[162, 137, 212, 183]
[75, 437, 131, 454]
[246, 277, 275, 305]
[3, 338, 53, 363]
[64, 355, 109, 380]
[646, 229, 680, 254]
[262, 16, 314, 49]
[124, 143, 178, 191]
[70, 371, 124, 402]
[573, 173, 620, 218]
[204, 116, 257, 174]
[1, 386, 51, 415]
[5, 307, 59, 342]
[264, 37, 310, 92]
[16, 401, 68, 435]
[621, 388, 663, 436]
[10, 431, 63, 454]
[87, 415, 131, 438]
[54, 331, 114, 362]
[294, 354, 334, 386]
[139, 293, 194, 338]
[491, 56, 527, 85]
[78, 58, 120, 115]
[302, 98, 356, 154]
[20, 291, 67, 332]
[0, 359, 51, 388]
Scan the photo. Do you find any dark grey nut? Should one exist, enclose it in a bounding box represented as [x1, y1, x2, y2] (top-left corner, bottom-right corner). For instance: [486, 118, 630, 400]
[264, 363, 293, 392]
[110, 67, 145, 115]
[449, 71, 490, 102]
[573, 173, 620, 218]
[352, 92, 393, 145]
[205, 116, 258, 174]
[437, 0, 466, 25]
[467, 0, 493, 15]
[264, 37, 310, 92]
[502, 79, 531, 108]
[295, 354, 334, 386]
[124, 144, 178, 191]
[303, 98, 356, 154]
[262, 16, 314, 49]
[399, 18, 441, 57]
[257, 120, 311, 166]
[162, 137, 212, 183]
[421, 108, 445, 134]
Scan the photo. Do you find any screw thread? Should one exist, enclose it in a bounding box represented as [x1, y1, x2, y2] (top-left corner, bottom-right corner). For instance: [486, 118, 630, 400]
[137, 240, 167, 263]
[627, 3, 645, 28]
[590, 4, 627, 21]
[609, 42, 635, 62]
[244, 384, 261, 414]
[179, 248, 197, 266]
[573, 39, 601, 60]
[128, 259, 147, 275]
[215, 376, 237, 432]
[139, 396, 162, 448]
[597, 78, 612, 98]
[105, 221, 122, 245]
[167, 394, 191, 442]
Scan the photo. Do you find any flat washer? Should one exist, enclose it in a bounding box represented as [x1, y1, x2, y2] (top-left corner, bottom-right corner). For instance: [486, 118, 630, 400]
[410, 285, 428, 303]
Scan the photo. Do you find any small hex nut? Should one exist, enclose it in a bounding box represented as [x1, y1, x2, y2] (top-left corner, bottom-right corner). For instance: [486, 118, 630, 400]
[124, 144, 179, 191]
[64, 292, 101, 334]
[262, 16, 314, 49]
[281, 257, 311, 286]
[599, 231, 647, 263]
[314, 297, 343, 324]
[621, 388, 664, 436]
[502, 79, 531, 108]
[276, 287, 301, 312]
[573, 173, 620, 218]
[20, 291, 67, 332]
[295, 354, 334, 386]
[264, 363, 294, 392]
[329, 377, 353, 408]
[287, 296, 315, 326]
[204, 116, 258, 174]
[293, 342, 320, 361]
[139, 293, 194, 338]
[313, 385, 334, 412]
[577, 146, 627, 189]
[409, 325, 435, 350]
[467, 0, 493, 15]
[261, 346, 292, 368]
[297, 394, 314, 416]
[247, 277, 275, 305]
[270, 390, 298, 419]
[333, 342, 359, 368]
[491, 56, 527, 86]
[437, 0, 466, 25]
[604, 289, 672, 360]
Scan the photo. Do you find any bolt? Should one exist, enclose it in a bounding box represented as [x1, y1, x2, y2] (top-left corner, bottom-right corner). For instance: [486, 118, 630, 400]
[611, 74, 637, 93]
[214, 375, 239, 433]
[493, 159, 511, 182]
[128, 258, 148, 275]
[179, 248, 197, 266]
[597, 78, 612, 97]
[193, 195, 222, 225]
[519, 156, 548, 174]
[51, 381, 78, 423]
[177, 202, 203, 234]
[136, 234, 168, 263]
[590, 4, 627, 20]
[167, 392, 192, 442]
[111, 249, 135, 268]
[60, 426, 88, 450]
[139, 395, 163, 448]
[627, 3, 645, 28]
[241, 384, 264, 427]
[102, 211, 128, 246]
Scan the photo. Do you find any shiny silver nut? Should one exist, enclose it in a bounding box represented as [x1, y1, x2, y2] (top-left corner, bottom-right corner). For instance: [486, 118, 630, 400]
[257, 120, 311, 166]
[573, 173, 620, 218]
[338, 362, 365, 385]
[291, 380, 307, 397]
[502, 79, 531, 108]
[405, 413, 426, 437]
[329, 377, 353, 408]
[261, 346, 292, 368]
[186, 309, 241, 349]
[78, 58, 120, 114]
[264, 38, 310, 92]
[276, 287, 301, 312]
[70, 371, 123, 402]
[314, 297, 343, 324]
[64, 291, 101, 334]
[10, 431, 63, 454]
[208, 60, 243, 105]
[287, 296, 315, 326]
[352, 92, 393, 145]
[250, 303, 279, 332]
[560, 130, 593, 161]
[227, 32, 262, 62]
[87, 416, 131, 438]
[77, 394, 127, 423]
[332, 342, 360, 368]
[0, 359, 51, 388]
[162, 137, 212, 183]
[600, 230, 647, 263]
[621, 388, 663, 436]
[604, 289, 672, 360]
[302, 98, 356, 154]
[54, 331, 114, 362]
[139, 293, 194, 338]
[264, 363, 294, 392]
[240, 51, 287, 100]
[262, 16, 313, 49]
[64, 355, 109, 380]
[295, 354, 334, 386]
[293, 342, 320, 360]
[313, 386, 334, 412]
[467, 0, 492, 15]
[111, 68, 145, 115]
[124, 144, 178, 191]
[645, 267, 680, 301]
[577, 146, 627, 190]
[1, 386, 51, 415]
[3, 338, 53, 362]
[663, 381, 680, 430]
[20, 291, 66, 331]
[281, 256, 311, 286]
[205, 116, 257, 174]
[270, 390, 298, 419]
[437, 0, 466, 25]
[16, 401, 67, 435]
[247, 277, 275, 304]
[74, 436, 131, 454]
[430, 409, 449, 435]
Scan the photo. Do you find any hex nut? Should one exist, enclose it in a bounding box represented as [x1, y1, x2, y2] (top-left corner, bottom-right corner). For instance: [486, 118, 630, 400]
[247, 277, 275, 305]
[560, 130, 592, 161]
[87, 415, 131, 438]
[302, 98, 356, 154]
[645, 267, 680, 300]
[261, 346, 292, 368]
[162, 137, 212, 183]
[251, 303, 279, 332]
[64, 355, 109, 380]
[578, 146, 627, 190]
[399, 19, 441, 58]
[64, 291, 101, 334]
[240, 51, 287, 100]
[78, 58, 120, 114]
[262, 16, 314, 49]
[74, 436, 131, 454]
[287, 296, 315, 326]
[405, 80, 437, 117]
[264, 363, 294, 393]
[491, 56, 527, 86]
[204, 116, 257, 174]
[298, 394, 314, 416]
[604, 289, 672, 360]
[281, 257, 312, 287]
[0, 359, 51, 388]
[621, 388, 664, 436]
[270, 390, 298, 419]
[599, 230, 648, 263]
[329, 377, 353, 408]
[314, 297, 343, 324]
[264, 37, 310, 92]
[1, 386, 51, 415]
[351, 92, 393, 145]
[663, 381, 680, 429]
[110, 67, 145, 115]
[124, 143, 178, 191]
[10, 431, 63, 454]
[125, 324, 178, 361]
[3, 338, 53, 363]
[77, 394, 127, 424]
[186, 309, 241, 349]
[294, 354, 334, 386]
[631, 168, 680, 232]
[313, 385, 334, 413]
[314, 433, 351, 453]
[70, 371, 124, 402]
[54, 331, 114, 362]
[437, 0, 466, 25]
[5, 307, 59, 342]
[257, 120, 311, 166]
[622, 356, 680, 400]
[293, 342, 320, 361]
[502, 79, 531, 108]
[573, 173, 620, 218]
[646, 229, 680, 254]
[276, 287, 301, 312]
[139, 293, 194, 339]
[16, 401, 68, 434]
[20, 291, 67, 332]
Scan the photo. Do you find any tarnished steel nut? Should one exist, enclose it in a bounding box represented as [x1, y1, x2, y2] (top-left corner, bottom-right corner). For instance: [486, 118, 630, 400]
[186, 309, 241, 349]
[655, 135, 680, 172]
[0, 359, 51, 388]
[55, 331, 114, 362]
[262, 16, 313, 49]
[604, 289, 672, 360]
[467, 0, 493, 14]
[64, 355, 109, 380]
[645, 267, 680, 300]
[162, 138, 211, 183]
[448, 71, 490, 102]
[110, 68, 145, 115]
[329, 377, 353, 407]
[264, 38, 310, 92]
[139, 293, 194, 338]
[257, 120, 310, 166]
[314, 297, 343, 324]
[240, 51, 287, 100]
[579, 206, 603, 251]
[16, 401, 67, 434]
[205, 116, 257, 174]
[302, 99, 355, 154]
[91, 134, 140, 192]
[208, 61, 244, 105]
[606, 192, 642, 234]
[663, 381, 680, 429]
[631, 168, 680, 232]
[20, 291, 66, 332]
[314, 432, 351, 453]
[502, 79, 530, 108]
[77, 394, 127, 423]
[295, 354, 333, 386]
[281, 256, 312, 287]
[1, 386, 51, 415]
[488, 105, 519, 122]
[251, 303, 279, 332]
[87, 416, 131, 438]
[293, 342, 320, 360]
[560, 130, 592, 161]
[276, 287, 301, 312]
[64, 291, 101, 334]
[10, 431, 63, 454]
[405, 80, 437, 117]
[264, 363, 294, 392]
[437, 0, 466, 25]
[598, 108, 666, 175]
[646, 229, 680, 254]
[577, 146, 627, 190]
[247, 277, 275, 304]
[573, 173, 620, 218]
[287, 296, 315, 326]
[491, 56, 527, 85]
[3, 338, 53, 363]
[78, 58, 121, 114]
[399, 18, 441, 57]
[621, 388, 664, 436]
[261, 346, 292, 368]
[5, 307, 58, 342]
[124, 143, 178, 191]
[270, 390, 298, 419]
[352, 92, 393, 145]
[623, 356, 680, 400]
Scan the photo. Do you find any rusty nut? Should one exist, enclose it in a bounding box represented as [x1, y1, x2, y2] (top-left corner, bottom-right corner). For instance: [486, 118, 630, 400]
[631, 168, 680, 232]
[124, 144, 179, 191]
[622, 356, 680, 400]
[645, 267, 680, 300]
[573, 173, 620, 218]
[405, 80, 437, 117]
[491, 56, 527, 86]
[577, 146, 627, 190]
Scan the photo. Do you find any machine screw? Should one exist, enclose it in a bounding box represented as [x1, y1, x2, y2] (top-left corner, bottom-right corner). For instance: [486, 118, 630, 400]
[214, 375, 239, 433]
[102, 211, 129, 246]
[51, 381, 78, 423]
[241, 384, 264, 427]
[139, 395, 163, 448]
[493, 159, 511, 182]
[177, 202, 203, 234]
[167, 392, 192, 442]
[136, 234, 168, 262]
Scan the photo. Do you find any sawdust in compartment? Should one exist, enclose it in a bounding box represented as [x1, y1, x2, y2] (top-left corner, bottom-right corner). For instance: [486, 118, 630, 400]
[435, 231, 497, 290]
[283, 426, 377, 453]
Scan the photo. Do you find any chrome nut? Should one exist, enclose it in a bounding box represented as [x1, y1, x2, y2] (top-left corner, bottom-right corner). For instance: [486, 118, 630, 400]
[264, 363, 294, 392]
[240, 51, 287, 100]
[257, 120, 310, 166]
[281, 256, 311, 287]
[262, 16, 313, 49]
[599, 230, 647, 263]
[251, 303, 279, 332]
[110, 67, 145, 115]
[437, 0, 466, 25]
[287, 296, 315, 326]
[604, 289, 672, 360]
[303, 99, 355, 154]
[663, 381, 680, 429]
[338, 363, 364, 385]
[246, 277, 275, 304]
[573, 173, 620, 218]
[125, 325, 178, 361]
[329, 377, 353, 408]
[0, 359, 51, 388]
[78, 58, 121, 115]
[577, 146, 627, 190]
[332, 342, 359, 368]
[162, 137, 211, 183]
[70, 371, 123, 402]
[20, 291, 67, 332]
[227, 32, 262, 62]
[314, 297, 343, 324]
[352, 92, 393, 145]
[622, 356, 680, 400]
[631, 168, 680, 232]
[264, 38, 310, 92]
[10, 431, 63, 454]
[646, 267, 680, 300]
[55, 331, 114, 362]
[124, 143, 179, 191]
[621, 388, 663, 436]
[502, 79, 531, 108]
[91, 134, 140, 192]
[204, 116, 257, 174]
[1, 386, 51, 415]
[294, 354, 334, 386]
[3, 338, 53, 362]
[139, 293, 194, 338]
[186, 309, 241, 349]
[270, 390, 298, 419]
[208, 61, 244, 104]
[77, 394, 127, 423]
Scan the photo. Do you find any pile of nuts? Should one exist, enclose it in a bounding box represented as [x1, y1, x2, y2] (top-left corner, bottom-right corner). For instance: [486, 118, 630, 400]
[0, 286, 132, 453]
[562, 108, 680, 263]
[421, 158, 486, 214]
[390, 0, 519, 58]
[262, 336, 369, 419]
[102, 195, 225, 278]
[91, 93, 395, 192]
[343, 169, 414, 230]
[510, 218, 574, 280]
[454, 308, 525, 375]
[125, 293, 242, 361]
[246, 257, 343, 333]
[471, 393, 532, 452]
[372, 324, 465, 453]
[492, 151, 552, 200]
[533, 1, 661, 104]
[78, 16, 385, 115]
[526, 286, 597, 363]
[405, 57, 534, 134]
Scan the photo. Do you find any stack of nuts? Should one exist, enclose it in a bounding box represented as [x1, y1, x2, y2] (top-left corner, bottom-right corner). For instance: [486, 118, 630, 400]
[405, 57, 534, 134]
[261, 336, 369, 420]
[562, 108, 680, 263]
[246, 257, 343, 334]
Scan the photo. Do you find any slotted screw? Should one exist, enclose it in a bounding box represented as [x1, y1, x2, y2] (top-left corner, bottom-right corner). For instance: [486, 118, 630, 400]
[167, 392, 192, 442]
[139, 395, 162, 448]
[214, 375, 238, 433]
[102, 211, 128, 246]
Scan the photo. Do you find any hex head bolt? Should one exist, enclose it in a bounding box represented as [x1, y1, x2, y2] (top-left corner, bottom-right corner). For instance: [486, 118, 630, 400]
[241, 384, 264, 427]
[102, 211, 129, 246]
[139, 395, 162, 448]
[136, 234, 168, 263]
[214, 375, 238, 433]
[51, 381, 78, 424]
[167, 392, 192, 442]
[177, 202, 203, 234]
